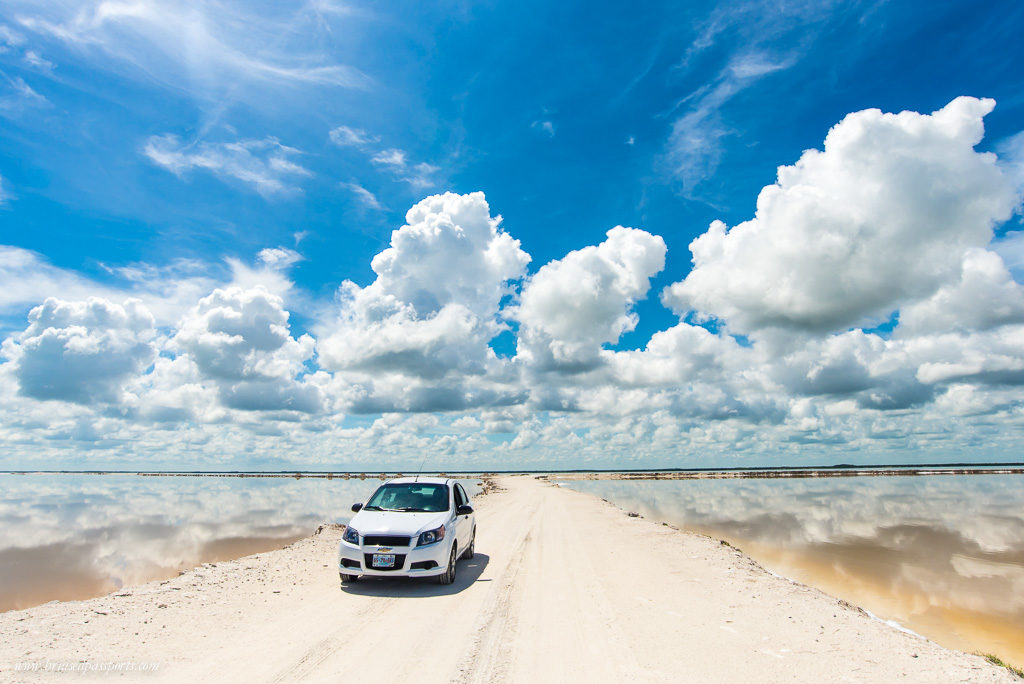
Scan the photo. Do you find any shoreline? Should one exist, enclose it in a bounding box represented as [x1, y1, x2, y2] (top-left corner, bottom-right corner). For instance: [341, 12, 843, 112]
[4, 463, 1024, 479]
[0, 475, 1018, 682]
[556, 480, 1024, 672]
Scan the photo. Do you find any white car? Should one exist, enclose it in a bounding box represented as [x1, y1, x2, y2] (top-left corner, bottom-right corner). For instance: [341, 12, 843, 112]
[338, 477, 477, 585]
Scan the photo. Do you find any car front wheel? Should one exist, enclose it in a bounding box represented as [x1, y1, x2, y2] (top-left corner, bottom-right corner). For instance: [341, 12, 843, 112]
[340, 572, 359, 584]
[438, 544, 457, 585]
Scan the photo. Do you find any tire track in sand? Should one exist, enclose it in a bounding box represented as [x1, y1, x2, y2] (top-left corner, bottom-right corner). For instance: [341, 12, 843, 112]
[455, 488, 540, 684]
[269, 594, 397, 682]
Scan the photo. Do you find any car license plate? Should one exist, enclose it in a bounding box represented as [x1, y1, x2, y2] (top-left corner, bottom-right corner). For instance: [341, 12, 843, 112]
[372, 554, 395, 568]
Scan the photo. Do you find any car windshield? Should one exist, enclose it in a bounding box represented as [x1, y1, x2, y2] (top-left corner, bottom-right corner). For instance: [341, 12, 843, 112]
[364, 483, 450, 512]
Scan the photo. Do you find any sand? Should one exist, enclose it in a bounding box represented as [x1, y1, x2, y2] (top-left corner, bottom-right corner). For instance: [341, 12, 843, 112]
[0, 475, 1017, 682]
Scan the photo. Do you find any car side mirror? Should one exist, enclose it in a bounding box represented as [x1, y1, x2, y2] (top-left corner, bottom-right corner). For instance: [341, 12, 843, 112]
[351, 503, 363, 513]
[457, 505, 473, 516]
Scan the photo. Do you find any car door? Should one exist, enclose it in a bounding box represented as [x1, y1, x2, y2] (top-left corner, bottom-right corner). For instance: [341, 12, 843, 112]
[453, 483, 472, 552]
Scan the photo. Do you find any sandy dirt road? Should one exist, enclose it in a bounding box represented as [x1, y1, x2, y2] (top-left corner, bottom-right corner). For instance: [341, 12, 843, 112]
[0, 475, 1016, 683]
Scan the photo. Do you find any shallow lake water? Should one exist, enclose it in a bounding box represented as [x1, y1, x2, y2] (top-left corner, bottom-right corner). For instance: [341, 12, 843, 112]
[0, 474, 481, 611]
[561, 474, 1024, 669]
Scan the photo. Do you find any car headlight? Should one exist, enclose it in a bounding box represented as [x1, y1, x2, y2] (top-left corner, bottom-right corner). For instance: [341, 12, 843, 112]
[417, 525, 446, 547]
[342, 526, 360, 545]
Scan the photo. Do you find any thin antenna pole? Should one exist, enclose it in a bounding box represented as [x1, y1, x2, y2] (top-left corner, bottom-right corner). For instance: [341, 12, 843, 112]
[415, 452, 431, 482]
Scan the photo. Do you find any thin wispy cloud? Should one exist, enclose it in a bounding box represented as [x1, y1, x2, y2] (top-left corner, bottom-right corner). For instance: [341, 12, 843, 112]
[344, 182, 383, 210]
[400, 162, 439, 190]
[329, 125, 378, 147]
[532, 120, 555, 138]
[144, 135, 312, 197]
[21, 49, 53, 71]
[372, 149, 438, 188]
[371, 148, 407, 167]
[14, 1, 371, 95]
[666, 0, 844, 195]
[0, 74, 48, 111]
[330, 124, 441, 192]
[0, 24, 25, 47]
[667, 53, 794, 193]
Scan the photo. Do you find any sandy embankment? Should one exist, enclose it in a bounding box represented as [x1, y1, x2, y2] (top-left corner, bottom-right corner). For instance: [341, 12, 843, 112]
[0, 476, 1017, 683]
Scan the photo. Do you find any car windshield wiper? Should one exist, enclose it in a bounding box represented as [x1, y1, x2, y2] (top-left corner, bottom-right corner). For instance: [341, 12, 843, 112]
[396, 506, 429, 512]
[363, 505, 385, 511]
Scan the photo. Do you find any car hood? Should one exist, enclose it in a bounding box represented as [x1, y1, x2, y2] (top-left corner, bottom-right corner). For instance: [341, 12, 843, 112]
[349, 509, 451, 537]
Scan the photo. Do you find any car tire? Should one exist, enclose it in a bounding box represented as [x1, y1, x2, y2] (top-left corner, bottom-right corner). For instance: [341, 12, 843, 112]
[461, 528, 475, 559]
[340, 573, 359, 584]
[438, 544, 457, 585]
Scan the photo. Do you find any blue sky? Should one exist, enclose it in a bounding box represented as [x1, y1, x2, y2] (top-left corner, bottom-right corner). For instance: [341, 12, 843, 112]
[2, 0, 1024, 470]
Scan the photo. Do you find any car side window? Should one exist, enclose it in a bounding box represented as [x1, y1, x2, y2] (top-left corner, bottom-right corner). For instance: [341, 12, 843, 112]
[455, 484, 468, 507]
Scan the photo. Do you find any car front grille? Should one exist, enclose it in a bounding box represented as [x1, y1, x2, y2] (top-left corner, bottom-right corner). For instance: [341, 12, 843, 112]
[364, 553, 407, 571]
[363, 535, 411, 547]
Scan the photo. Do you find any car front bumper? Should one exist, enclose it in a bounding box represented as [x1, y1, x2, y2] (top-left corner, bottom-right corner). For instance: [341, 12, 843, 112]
[338, 538, 451, 578]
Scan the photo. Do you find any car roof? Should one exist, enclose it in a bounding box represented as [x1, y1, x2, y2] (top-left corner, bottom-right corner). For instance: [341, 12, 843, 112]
[382, 476, 452, 486]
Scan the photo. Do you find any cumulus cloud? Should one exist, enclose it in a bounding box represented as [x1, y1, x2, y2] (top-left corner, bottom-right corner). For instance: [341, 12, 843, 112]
[173, 287, 322, 413]
[666, 97, 1018, 333]
[2, 297, 157, 404]
[319, 192, 530, 409]
[0, 245, 304, 329]
[4, 100, 1024, 467]
[355, 192, 529, 319]
[898, 249, 1024, 335]
[144, 135, 311, 196]
[516, 227, 666, 372]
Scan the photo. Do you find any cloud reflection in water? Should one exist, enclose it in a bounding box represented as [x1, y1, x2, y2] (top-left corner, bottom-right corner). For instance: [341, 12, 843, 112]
[0, 474, 480, 611]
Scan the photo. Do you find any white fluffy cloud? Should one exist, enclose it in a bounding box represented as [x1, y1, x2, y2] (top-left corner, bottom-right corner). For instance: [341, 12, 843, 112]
[320, 192, 529, 385]
[2, 297, 157, 404]
[3, 95, 1024, 467]
[317, 192, 532, 412]
[516, 226, 666, 372]
[666, 97, 1017, 333]
[368, 191, 530, 317]
[898, 248, 1024, 335]
[174, 286, 322, 413]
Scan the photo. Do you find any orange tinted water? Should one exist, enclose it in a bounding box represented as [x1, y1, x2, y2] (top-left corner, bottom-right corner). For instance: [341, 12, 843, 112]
[723, 535, 1024, 668]
[0, 474, 482, 612]
[0, 533, 304, 611]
